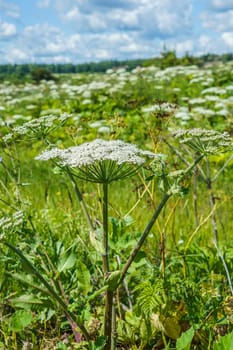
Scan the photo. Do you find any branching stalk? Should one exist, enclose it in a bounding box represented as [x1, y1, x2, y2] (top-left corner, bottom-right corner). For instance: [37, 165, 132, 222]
[3, 241, 90, 341]
[118, 192, 171, 286]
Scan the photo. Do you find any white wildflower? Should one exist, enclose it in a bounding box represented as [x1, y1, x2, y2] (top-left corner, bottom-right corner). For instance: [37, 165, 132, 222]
[173, 128, 233, 155]
[3, 113, 71, 141]
[36, 139, 163, 183]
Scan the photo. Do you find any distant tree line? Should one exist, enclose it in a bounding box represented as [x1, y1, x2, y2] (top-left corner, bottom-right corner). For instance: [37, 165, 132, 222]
[0, 52, 232, 82]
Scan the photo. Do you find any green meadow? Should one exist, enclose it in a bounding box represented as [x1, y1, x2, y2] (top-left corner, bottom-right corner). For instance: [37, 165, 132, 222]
[1, 59, 233, 349]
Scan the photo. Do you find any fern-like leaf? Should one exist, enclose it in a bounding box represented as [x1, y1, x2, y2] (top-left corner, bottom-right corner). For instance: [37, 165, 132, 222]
[135, 280, 165, 316]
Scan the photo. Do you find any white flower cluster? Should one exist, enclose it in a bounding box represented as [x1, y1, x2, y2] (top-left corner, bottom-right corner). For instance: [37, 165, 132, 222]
[36, 139, 163, 183]
[173, 128, 233, 155]
[36, 139, 160, 167]
[3, 113, 71, 142]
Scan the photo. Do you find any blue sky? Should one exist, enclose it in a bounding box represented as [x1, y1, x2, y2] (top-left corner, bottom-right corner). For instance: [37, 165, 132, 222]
[0, 0, 233, 64]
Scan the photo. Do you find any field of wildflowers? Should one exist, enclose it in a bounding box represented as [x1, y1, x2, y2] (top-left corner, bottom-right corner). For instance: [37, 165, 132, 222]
[1, 60, 233, 349]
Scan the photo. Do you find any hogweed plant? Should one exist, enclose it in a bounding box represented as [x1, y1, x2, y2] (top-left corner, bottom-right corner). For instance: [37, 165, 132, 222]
[173, 128, 233, 295]
[33, 136, 209, 349]
[35, 139, 162, 350]
[3, 113, 72, 144]
[2, 130, 231, 349]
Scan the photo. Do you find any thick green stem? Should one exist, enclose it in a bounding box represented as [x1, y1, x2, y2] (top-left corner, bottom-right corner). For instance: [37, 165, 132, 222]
[103, 182, 110, 273]
[102, 182, 114, 350]
[118, 192, 171, 286]
[104, 290, 114, 350]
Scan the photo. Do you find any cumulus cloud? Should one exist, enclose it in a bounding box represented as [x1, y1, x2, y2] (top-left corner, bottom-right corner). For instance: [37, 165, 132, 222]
[0, 0, 232, 63]
[222, 31, 233, 48]
[137, 0, 192, 38]
[0, 20, 16, 38]
[201, 9, 233, 32]
[22, 23, 68, 57]
[60, 0, 192, 39]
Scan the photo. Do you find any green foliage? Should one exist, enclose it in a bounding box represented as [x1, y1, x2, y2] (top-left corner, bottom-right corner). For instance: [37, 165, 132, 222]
[9, 310, 33, 332]
[0, 58, 233, 349]
[135, 280, 166, 316]
[176, 327, 195, 350]
[213, 331, 233, 350]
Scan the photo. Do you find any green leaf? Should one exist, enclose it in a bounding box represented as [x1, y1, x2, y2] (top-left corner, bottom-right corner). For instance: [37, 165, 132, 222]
[105, 270, 122, 291]
[94, 335, 107, 349]
[76, 261, 91, 296]
[10, 294, 43, 309]
[213, 331, 233, 350]
[7, 272, 49, 294]
[176, 327, 195, 350]
[9, 310, 33, 332]
[57, 253, 76, 273]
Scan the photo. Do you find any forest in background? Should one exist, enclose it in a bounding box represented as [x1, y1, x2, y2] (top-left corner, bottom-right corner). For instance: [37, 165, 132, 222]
[0, 51, 233, 82]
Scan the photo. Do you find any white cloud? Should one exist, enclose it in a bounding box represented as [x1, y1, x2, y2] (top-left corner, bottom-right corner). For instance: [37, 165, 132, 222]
[222, 32, 233, 48]
[0, 0, 232, 63]
[0, 0, 20, 18]
[65, 6, 80, 20]
[210, 0, 233, 10]
[60, 0, 192, 38]
[174, 40, 194, 55]
[0, 20, 16, 38]
[195, 35, 228, 56]
[198, 35, 212, 48]
[201, 9, 233, 32]
[36, 0, 51, 9]
[9, 48, 28, 61]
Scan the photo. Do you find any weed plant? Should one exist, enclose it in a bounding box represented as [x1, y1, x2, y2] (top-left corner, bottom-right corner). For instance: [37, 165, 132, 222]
[1, 61, 233, 349]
